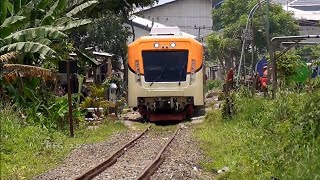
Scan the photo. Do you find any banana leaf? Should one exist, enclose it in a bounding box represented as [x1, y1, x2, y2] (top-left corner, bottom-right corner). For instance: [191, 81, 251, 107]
[65, 1, 98, 17]
[3, 27, 68, 44]
[41, 0, 68, 25]
[0, 42, 58, 59]
[0, 16, 27, 38]
[55, 19, 91, 32]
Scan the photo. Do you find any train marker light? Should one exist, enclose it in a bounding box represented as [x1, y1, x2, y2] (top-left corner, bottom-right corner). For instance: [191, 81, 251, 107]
[190, 59, 196, 85]
[170, 42, 176, 48]
[135, 60, 141, 85]
[154, 43, 160, 48]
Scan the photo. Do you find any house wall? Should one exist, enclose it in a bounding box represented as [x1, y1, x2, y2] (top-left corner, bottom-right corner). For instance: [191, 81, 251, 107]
[299, 25, 320, 42]
[138, 0, 213, 42]
[124, 23, 150, 44]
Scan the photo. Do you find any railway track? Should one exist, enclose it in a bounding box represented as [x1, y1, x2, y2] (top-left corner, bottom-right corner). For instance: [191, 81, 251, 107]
[75, 125, 179, 180]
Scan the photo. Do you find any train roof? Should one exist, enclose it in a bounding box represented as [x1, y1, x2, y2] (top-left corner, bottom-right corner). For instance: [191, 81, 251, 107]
[129, 26, 202, 47]
[129, 35, 203, 47]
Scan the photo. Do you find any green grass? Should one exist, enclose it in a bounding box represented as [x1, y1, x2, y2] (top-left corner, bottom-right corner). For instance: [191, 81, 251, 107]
[195, 92, 320, 180]
[205, 79, 223, 92]
[0, 106, 126, 179]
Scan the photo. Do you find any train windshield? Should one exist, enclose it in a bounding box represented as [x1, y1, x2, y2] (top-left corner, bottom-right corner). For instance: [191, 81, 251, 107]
[142, 50, 189, 82]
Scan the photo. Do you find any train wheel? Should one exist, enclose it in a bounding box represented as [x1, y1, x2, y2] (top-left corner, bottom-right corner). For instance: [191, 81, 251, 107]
[142, 115, 150, 123]
[193, 105, 206, 117]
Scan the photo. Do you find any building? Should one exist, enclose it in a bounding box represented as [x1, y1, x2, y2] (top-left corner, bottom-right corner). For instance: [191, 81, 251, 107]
[283, 0, 320, 42]
[131, 0, 219, 43]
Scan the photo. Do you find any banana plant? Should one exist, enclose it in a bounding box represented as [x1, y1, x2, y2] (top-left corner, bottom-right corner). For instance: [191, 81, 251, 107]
[0, 0, 98, 64]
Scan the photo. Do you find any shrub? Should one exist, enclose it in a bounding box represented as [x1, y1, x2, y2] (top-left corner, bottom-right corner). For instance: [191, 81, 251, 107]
[206, 79, 223, 92]
[196, 91, 320, 179]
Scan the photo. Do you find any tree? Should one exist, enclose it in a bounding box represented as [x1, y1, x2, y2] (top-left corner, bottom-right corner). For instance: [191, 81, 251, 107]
[296, 45, 320, 62]
[71, 0, 157, 89]
[207, 33, 241, 76]
[207, 0, 300, 74]
[72, 14, 131, 72]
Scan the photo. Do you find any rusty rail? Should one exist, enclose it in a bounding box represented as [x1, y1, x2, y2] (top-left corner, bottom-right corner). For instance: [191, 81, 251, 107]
[75, 125, 151, 180]
[136, 125, 180, 180]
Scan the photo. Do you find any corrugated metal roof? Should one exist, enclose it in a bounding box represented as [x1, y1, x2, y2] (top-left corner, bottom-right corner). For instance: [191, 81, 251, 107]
[289, 0, 320, 7]
[282, 0, 320, 20]
[134, 0, 177, 13]
[131, 15, 197, 38]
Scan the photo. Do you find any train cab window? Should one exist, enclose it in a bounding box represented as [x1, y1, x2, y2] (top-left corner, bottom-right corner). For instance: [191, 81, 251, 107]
[142, 50, 189, 82]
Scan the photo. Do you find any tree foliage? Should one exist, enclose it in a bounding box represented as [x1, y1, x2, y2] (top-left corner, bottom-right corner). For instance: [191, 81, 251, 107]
[276, 50, 302, 80]
[296, 45, 320, 62]
[207, 0, 300, 74]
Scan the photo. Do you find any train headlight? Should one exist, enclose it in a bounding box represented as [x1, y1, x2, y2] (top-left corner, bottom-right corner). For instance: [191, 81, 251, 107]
[154, 43, 160, 48]
[170, 42, 176, 48]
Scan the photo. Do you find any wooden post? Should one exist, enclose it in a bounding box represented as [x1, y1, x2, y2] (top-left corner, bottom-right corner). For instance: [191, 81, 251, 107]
[271, 46, 277, 98]
[107, 57, 112, 78]
[67, 60, 74, 137]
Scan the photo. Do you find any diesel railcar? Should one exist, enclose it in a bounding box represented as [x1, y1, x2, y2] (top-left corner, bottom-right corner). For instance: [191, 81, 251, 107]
[127, 27, 205, 122]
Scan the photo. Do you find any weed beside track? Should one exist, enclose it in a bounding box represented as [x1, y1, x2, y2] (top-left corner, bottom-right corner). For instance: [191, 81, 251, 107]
[195, 91, 320, 179]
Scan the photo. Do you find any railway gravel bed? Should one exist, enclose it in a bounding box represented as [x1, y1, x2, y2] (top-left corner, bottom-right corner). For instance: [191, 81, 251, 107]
[150, 124, 215, 180]
[33, 130, 143, 180]
[93, 128, 174, 180]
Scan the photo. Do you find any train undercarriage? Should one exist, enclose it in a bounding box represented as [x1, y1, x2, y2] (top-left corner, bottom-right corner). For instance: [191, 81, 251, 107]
[135, 96, 204, 122]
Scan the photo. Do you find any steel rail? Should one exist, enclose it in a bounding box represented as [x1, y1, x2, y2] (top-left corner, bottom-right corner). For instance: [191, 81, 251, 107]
[136, 125, 180, 180]
[75, 125, 152, 180]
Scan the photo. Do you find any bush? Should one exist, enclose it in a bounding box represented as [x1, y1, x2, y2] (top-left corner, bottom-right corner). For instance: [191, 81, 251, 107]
[206, 79, 223, 92]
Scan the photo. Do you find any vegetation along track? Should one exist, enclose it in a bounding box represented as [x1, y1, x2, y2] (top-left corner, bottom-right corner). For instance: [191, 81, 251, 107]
[75, 125, 179, 180]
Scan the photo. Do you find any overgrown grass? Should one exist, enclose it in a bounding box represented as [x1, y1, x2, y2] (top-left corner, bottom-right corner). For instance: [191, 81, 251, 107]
[0, 105, 126, 179]
[195, 91, 320, 179]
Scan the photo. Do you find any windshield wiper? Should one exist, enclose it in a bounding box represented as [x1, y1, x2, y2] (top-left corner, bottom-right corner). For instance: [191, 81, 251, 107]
[150, 64, 167, 87]
[178, 61, 188, 86]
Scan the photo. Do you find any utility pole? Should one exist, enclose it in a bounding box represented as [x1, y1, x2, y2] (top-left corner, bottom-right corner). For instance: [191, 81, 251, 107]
[198, 26, 201, 42]
[265, 0, 277, 98]
[264, 0, 275, 97]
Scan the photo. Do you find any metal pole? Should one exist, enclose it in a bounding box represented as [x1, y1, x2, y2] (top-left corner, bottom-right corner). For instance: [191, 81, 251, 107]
[251, 22, 256, 93]
[67, 60, 74, 137]
[236, 0, 266, 86]
[198, 27, 201, 41]
[265, 0, 276, 98]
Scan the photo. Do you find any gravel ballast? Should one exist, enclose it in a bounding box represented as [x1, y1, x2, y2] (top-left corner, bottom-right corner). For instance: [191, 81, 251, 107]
[33, 130, 143, 180]
[150, 123, 215, 180]
[94, 129, 174, 180]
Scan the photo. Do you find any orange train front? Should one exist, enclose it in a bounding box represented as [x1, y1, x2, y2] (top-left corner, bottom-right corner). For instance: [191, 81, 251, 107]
[127, 27, 205, 122]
